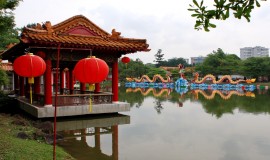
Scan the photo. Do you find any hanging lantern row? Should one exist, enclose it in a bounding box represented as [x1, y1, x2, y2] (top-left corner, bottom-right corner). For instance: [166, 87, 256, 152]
[13, 53, 46, 104]
[13, 51, 110, 108]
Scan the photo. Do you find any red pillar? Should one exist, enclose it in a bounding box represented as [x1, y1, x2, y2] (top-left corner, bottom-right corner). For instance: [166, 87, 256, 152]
[34, 77, 41, 94]
[66, 70, 70, 89]
[112, 125, 118, 160]
[14, 73, 19, 95]
[33, 77, 41, 102]
[80, 82, 86, 94]
[112, 61, 118, 101]
[69, 70, 74, 94]
[53, 72, 57, 94]
[60, 70, 65, 94]
[44, 59, 52, 106]
[25, 80, 30, 98]
[94, 83, 100, 93]
[81, 129, 86, 142]
[95, 127, 101, 151]
[19, 76, 25, 96]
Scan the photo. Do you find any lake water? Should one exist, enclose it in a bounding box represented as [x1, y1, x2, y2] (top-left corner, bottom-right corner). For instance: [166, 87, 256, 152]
[57, 87, 270, 160]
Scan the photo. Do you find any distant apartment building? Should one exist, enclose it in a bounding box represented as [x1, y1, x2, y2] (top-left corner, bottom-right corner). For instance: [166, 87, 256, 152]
[184, 58, 189, 64]
[190, 56, 206, 65]
[240, 46, 269, 60]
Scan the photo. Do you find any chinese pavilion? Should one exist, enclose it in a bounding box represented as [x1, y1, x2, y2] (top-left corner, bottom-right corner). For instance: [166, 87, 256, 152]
[1, 15, 150, 118]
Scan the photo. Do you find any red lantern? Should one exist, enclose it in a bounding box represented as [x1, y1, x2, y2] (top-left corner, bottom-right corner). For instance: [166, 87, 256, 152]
[73, 56, 109, 112]
[14, 53, 46, 78]
[13, 53, 46, 104]
[121, 56, 130, 68]
[121, 56, 130, 64]
[73, 56, 109, 84]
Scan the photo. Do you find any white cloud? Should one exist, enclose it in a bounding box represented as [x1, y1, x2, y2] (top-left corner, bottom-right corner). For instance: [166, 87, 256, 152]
[14, 0, 270, 64]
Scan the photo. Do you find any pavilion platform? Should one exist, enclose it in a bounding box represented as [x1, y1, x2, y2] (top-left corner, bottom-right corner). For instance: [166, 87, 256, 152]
[16, 93, 130, 118]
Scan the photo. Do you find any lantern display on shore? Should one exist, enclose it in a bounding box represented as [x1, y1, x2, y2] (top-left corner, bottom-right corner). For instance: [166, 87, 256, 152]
[13, 53, 46, 104]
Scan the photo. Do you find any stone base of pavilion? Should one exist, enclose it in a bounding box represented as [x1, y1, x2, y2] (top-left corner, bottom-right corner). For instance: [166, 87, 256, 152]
[17, 98, 130, 118]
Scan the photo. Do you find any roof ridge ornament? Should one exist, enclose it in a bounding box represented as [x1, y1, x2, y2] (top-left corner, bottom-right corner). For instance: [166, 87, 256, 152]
[34, 23, 43, 30]
[43, 21, 54, 34]
[110, 29, 122, 39]
[27, 22, 54, 35]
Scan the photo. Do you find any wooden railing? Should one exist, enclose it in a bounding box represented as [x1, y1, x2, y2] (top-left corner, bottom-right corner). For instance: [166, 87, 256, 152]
[52, 92, 113, 106]
[34, 92, 113, 106]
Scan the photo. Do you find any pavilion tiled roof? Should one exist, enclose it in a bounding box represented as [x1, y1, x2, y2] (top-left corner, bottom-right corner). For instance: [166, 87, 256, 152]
[20, 15, 150, 53]
[0, 60, 13, 71]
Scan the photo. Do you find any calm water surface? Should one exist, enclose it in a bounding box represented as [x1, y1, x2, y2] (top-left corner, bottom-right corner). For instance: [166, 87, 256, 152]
[58, 87, 270, 160]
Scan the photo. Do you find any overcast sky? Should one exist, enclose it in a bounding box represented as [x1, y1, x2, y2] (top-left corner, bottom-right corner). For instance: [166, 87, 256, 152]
[14, 0, 270, 64]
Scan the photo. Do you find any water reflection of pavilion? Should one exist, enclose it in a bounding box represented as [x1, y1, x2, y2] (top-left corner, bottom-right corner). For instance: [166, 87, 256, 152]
[56, 114, 130, 160]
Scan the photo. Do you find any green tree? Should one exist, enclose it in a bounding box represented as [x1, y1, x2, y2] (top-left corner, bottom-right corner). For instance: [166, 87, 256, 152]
[119, 59, 148, 82]
[240, 57, 270, 79]
[146, 67, 167, 79]
[195, 48, 241, 76]
[161, 57, 189, 67]
[154, 49, 164, 67]
[188, 0, 266, 31]
[261, 57, 270, 79]
[0, 68, 9, 90]
[0, 0, 21, 50]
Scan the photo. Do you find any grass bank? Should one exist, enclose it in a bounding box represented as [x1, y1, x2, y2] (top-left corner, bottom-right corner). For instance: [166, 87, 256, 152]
[0, 113, 75, 160]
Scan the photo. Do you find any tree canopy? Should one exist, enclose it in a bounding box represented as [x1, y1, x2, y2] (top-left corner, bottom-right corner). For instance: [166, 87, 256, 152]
[188, 0, 267, 31]
[194, 48, 270, 80]
[153, 49, 164, 67]
[160, 57, 189, 67]
[118, 59, 148, 82]
[195, 48, 241, 75]
[241, 57, 270, 78]
[0, 0, 21, 50]
[0, 68, 9, 88]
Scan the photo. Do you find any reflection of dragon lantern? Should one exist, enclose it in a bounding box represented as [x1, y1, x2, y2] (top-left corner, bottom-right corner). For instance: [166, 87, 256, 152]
[126, 88, 172, 97]
[192, 89, 255, 100]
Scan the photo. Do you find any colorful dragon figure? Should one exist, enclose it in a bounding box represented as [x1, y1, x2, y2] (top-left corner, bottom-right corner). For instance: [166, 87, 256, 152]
[192, 72, 255, 84]
[126, 74, 171, 83]
[178, 63, 186, 79]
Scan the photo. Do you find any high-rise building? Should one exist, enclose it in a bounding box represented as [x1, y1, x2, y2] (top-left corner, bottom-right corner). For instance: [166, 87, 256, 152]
[240, 46, 269, 60]
[184, 58, 189, 64]
[190, 56, 206, 65]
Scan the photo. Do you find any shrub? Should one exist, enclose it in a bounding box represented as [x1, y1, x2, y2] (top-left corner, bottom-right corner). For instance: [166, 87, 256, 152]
[0, 92, 19, 114]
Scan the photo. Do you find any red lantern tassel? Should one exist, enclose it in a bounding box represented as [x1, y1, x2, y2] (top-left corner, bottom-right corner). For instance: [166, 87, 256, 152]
[89, 96, 92, 112]
[89, 84, 95, 112]
[28, 77, 34, 104]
